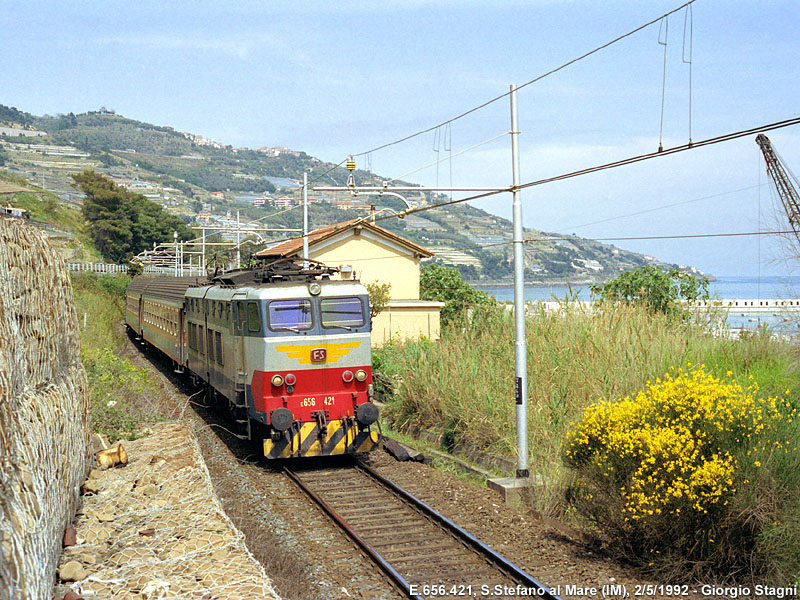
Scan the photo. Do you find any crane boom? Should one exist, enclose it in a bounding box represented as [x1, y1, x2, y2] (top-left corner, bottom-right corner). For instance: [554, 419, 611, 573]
[755, 134, 800, 241]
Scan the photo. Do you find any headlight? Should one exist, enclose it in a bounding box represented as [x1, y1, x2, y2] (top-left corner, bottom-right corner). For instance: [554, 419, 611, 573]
[308, 282, 321, 296]
[355, 369, 367, 382]
[271, 374, 284, 386]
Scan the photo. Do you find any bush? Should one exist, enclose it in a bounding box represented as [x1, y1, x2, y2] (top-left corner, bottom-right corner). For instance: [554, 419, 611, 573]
[85, 348, 161, 442]
[563, 366, 800, 582]
[590, 265, 709, 317]
[420, 262, 494, 327]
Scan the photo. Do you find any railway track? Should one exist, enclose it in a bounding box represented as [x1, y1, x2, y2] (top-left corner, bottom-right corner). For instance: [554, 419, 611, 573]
[284, 459, 562, 600]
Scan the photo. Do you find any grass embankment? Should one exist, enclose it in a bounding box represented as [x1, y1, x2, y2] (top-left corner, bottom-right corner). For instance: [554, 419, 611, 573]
[71, 272, 168, 442]
[374, 302, 800, 582]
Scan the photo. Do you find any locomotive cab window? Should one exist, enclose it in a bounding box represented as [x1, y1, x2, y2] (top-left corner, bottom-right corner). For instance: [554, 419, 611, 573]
[268, 299, 312, 332]
[320, 297, 365, 330]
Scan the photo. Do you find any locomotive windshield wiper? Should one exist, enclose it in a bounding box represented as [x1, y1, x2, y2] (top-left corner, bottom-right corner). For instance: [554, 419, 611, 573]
[326, 324, 353, 331]
[273, 325, 302, 333]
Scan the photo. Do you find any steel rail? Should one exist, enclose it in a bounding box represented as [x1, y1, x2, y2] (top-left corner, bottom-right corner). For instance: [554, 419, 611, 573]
[282, 465, 424, 600]
[355, 461, 563, 600]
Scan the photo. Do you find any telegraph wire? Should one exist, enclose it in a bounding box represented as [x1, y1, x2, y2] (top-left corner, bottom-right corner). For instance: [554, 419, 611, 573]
[351, 0, 697, 159]
[562, 184, 766, 232]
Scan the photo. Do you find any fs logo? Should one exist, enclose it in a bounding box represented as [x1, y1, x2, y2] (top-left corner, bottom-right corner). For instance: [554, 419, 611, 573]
[310, 348, 327, 362]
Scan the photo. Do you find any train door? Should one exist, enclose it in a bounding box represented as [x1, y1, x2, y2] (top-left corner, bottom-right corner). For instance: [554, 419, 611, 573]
[232, 292, 248, 401]
[137, 296, 144, 338]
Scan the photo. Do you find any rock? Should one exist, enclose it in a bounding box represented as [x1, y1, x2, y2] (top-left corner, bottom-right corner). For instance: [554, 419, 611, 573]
[138, 483, 159, 497]
[94, 508, 114, 523]
[141, 580, 170, 599]
[79, 552, 97, 565]
[83, 479, 102, 494]
[82, 525, 111, 544]
[138, 527, 155, 537]
[383, 438, 411, 461]
[63, 592, 84, 600]
[63, 527, 77, 547]
[58, 560, 87, 582]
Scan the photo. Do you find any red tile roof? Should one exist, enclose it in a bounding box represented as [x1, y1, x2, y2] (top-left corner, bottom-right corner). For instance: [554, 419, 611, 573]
[254, 218, 433, 259]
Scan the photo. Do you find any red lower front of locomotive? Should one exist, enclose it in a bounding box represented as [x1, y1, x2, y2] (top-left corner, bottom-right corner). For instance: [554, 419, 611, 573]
[251, 365, 374, 424]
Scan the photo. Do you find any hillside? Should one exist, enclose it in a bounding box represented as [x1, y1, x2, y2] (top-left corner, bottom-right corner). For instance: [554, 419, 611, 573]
[0, 104, 704, 282]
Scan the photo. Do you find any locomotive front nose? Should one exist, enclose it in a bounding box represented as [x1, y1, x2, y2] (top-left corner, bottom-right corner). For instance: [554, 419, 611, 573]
[271, 407, 294, 431]
[356, 402, 379, 426]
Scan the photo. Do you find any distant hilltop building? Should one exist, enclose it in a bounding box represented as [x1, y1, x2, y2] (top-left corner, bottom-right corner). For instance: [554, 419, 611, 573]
[180, 131, 228, 150]
[255, 146, 301, 157]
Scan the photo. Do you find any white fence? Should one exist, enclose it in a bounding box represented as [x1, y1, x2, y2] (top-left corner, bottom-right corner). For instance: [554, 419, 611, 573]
[65, 262, 128, 274]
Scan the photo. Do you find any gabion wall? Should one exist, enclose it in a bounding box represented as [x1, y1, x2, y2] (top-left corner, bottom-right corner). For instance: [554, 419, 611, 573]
[0, 217, 91, 599]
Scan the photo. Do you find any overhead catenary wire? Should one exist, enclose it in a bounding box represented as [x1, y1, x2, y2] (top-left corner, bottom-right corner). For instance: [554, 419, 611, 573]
[367, 116, 800, 226]
[351, 0, 697, 159]
[386, 131, 509, 184]
[246, 116, 800, 257]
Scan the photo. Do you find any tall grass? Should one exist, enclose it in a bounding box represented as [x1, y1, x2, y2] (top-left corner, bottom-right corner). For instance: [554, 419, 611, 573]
[377, 302, 800, 517]
[71, 272, 166, 441]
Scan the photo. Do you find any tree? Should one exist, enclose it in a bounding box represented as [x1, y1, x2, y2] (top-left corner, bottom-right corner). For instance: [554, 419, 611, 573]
[72, 170, 191, 263]
[365, 281, 391, 322]
[590, 265, 709, 315]
[420, 263, 494, 327]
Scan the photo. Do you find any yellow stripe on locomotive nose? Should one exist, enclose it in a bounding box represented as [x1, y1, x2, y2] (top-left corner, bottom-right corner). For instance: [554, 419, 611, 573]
[273, 342, 361, 364]
[263, 420, 379, 458]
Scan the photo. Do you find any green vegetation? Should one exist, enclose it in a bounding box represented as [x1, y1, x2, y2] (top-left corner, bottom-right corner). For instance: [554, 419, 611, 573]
[591, 265, 710, 316]
[365, 281, 391, 320]
[0, 103, 687, 283]
[564, 366, 800, 581]
[374, 300, 800, 583]
[72, 170, 192, 262]
[71, 272, 167, 442]
[420, 263, 495, 326]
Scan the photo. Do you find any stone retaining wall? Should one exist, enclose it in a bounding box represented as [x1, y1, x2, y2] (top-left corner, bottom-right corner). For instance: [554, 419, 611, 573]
[0, 216, 91, 600]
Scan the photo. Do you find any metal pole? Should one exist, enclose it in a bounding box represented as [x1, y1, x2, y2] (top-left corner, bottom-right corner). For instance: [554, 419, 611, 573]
[303, 171, 309, 269]
[201, 228, 206, 274]
[510, 84, 529, 479]
[236, 210, 241, 269]
[173, 230, 178, 277]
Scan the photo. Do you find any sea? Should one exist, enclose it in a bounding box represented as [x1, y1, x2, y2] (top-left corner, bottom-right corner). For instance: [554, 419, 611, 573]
[476, 275, 800, 333]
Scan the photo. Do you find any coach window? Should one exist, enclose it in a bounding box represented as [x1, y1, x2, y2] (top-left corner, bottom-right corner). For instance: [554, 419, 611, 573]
[320, 297, 365, 330]
[207, 329, 214, 362]
[247, 302, 262, 334]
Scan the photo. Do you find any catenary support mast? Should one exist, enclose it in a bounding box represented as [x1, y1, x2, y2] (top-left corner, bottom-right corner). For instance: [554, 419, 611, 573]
[510, 84, 529, 478]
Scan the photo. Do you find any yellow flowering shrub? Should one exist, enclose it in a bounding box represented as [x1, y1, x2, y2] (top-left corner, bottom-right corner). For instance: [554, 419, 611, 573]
[563, 366, 800, 577]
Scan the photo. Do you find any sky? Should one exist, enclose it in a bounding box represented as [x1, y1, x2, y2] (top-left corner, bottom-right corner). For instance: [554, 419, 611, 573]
[2, 0, 799, 277]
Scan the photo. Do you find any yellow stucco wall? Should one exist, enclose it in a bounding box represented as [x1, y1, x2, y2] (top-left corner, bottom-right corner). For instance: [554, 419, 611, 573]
[370, 301, 443, 346]
[308, 232, 421, 299]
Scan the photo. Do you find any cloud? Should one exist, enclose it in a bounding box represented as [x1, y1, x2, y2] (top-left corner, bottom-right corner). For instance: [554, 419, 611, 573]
[96, 32, 310, 64]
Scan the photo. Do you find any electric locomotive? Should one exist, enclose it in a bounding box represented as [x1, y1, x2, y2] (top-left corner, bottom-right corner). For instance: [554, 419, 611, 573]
[125, 259, 380, 458]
